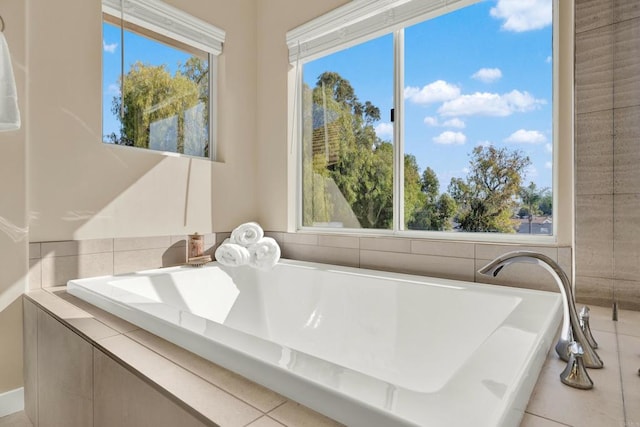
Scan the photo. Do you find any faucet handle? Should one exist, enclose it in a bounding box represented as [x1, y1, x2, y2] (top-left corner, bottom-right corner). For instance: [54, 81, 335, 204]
[560, 341, 594, 390]
[579, 305, 598, 349]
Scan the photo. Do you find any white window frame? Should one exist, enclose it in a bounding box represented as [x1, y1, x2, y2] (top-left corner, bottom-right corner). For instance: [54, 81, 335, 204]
[102, 0, 225, 160]
[287, 0, 572, 245]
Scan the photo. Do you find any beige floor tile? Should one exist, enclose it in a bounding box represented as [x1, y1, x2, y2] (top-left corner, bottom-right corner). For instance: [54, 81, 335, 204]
[125, 328, 286, 412]
[269, 402, 345, 427]
[617, 333, 640, 425]
[526, 331, 624, 427]
[0, 412, 34, 427]
[617, 308, 640, 338]
[587, 303, 617, 334]
[520, 413, 569, 427]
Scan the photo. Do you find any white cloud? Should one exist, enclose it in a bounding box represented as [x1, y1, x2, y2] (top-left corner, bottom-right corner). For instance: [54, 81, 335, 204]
[472, 68, 503, 83]
[374, 122, 394, 139]
[476, 140, 493, 148]
[545, 143, 553, 153]
[106, 83, 120, 96]
[545, 161, 553, 169]
[433, 131, 467, 145]
[442, 118, 466, 129]
[423, 116, 465, 128]
[504, 129, 547, 144]
[490, 0, 552, 32]
[405, 80, 461, 105]
[103, 40, 118, 53]
[438, 90, 545, 117]
[423, 116, 439, 126]
[546, 56, 552, 63]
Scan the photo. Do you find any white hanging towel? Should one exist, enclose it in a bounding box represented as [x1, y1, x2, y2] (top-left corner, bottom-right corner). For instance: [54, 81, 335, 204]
[0, 32, 20, 132]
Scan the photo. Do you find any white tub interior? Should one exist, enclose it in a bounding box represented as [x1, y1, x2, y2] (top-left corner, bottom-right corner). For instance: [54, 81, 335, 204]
[68, 259, 562, 427]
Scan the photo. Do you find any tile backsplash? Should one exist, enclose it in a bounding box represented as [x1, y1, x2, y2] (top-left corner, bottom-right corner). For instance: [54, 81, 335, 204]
[28, 235, 216, 289]
[31, 230, 640, 310]
[29, 233, 572, 298]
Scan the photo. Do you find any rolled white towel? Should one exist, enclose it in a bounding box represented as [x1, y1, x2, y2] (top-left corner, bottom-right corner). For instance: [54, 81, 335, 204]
[248, 237, 281, 271]
[230, 222, 264, 247]
[215, 239, 250, 267]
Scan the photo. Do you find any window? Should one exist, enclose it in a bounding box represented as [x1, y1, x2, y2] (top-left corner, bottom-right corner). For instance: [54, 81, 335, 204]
[102, 0, 225, 159]
[290, 0, 558, 238]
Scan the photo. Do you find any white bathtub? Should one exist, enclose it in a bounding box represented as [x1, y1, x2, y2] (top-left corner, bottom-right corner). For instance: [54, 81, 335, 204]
[67, 259, 561, 427]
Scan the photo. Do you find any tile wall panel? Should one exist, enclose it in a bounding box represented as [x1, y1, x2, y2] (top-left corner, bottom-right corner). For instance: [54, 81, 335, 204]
[613, 106, 640, 194]
[575, 0, 613, 33]
[575, 1, 640, 310]
[575, 24, 614, 114]
[576, 110, 613, 196]
[613, 18, 640, 109]
[575, 195, 614, 280]
[37, 310, 93, 427]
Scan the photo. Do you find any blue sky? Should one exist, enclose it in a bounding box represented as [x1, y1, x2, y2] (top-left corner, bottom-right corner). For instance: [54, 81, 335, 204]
[303, 0, 553, 192]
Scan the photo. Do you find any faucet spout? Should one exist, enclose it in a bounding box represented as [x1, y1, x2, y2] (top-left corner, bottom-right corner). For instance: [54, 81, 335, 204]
[478, 251, 603, 369]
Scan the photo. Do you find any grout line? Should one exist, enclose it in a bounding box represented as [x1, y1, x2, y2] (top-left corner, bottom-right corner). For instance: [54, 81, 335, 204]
[523, 411, 573, 426]
[614, 320, 628, 427]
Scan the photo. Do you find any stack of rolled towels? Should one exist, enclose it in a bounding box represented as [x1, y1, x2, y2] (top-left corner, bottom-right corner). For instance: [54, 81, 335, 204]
[214, 222, 281, 271]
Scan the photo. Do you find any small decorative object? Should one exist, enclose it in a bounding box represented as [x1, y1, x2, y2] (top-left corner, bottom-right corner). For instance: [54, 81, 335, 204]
[187, 233, 210, 267]
[188, 232, 204, 259]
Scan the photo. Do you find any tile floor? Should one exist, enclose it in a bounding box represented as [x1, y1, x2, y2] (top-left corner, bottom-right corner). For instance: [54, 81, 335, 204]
[522, 305, 640, 427]
[2, 301, 638, 427]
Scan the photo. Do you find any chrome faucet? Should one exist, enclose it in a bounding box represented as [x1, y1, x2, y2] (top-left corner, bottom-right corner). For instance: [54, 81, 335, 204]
[478, 251, 603, 369]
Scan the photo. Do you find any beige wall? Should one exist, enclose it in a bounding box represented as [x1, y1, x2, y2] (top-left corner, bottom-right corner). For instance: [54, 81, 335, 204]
[28, 0, 257, 242]
[0, 0, 257, 396]
[0, 0, 27, 394]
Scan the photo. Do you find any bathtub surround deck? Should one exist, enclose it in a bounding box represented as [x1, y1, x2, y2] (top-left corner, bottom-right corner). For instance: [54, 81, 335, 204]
[20, 286, 640, 427]
[65, 260, 562, 426]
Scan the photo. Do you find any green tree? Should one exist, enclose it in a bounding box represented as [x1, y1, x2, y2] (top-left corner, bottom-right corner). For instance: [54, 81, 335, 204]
[303, 72, 395, 229]
[539, 191, 553, 216]
[449, 146, 530, 233]
[408, 167, 457, 231]
[519, 181, 548, 234]
[405, 154, 426, 226]
[421, 167, 440, 202]
[109, 60, 207, 155]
